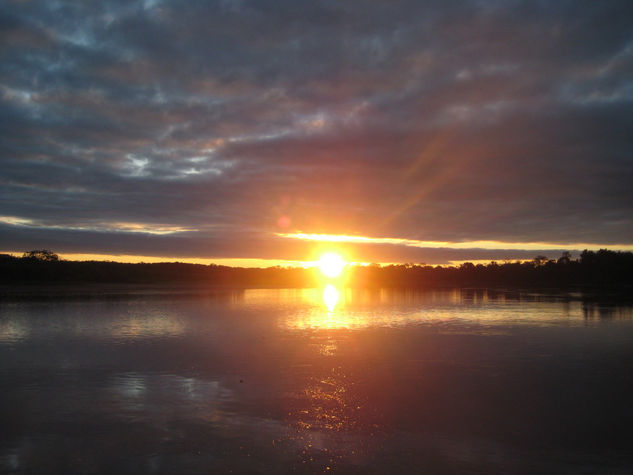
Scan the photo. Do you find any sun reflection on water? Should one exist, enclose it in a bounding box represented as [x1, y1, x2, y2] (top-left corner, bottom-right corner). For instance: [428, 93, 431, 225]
[298, 369, 352, 432]
[322, 284, 340, 312]
[278, 285, 375, 330]
[285, 364, 375, 470]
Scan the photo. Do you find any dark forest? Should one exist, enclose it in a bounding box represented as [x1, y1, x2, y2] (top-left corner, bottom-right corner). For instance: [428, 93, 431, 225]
[2, 249, 632, 290]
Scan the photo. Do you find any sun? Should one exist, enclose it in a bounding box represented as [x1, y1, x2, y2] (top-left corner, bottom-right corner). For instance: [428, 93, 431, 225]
[318, 251, 346, 278]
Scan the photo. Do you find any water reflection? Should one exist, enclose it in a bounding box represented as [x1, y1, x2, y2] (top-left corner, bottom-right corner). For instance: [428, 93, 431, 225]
[322, 284, 340, 312]
[0, 302, 187, 344]
[108, 314, 185, 339]
[276, 288, 633, 331]
[0, 320, 29, 343]
[582, 303, 633, 320]
[295, 369, 349, 432]
[2, 289, 633, 473]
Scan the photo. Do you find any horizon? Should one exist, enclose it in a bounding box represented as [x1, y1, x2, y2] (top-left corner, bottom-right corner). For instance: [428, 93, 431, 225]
[2, 248, 624, 269]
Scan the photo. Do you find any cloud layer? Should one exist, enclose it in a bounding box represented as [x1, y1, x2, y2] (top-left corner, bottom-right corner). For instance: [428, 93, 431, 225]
[1, 0, 632, 263]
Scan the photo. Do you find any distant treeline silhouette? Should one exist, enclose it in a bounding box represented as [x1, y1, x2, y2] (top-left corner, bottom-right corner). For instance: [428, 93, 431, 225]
[1, 249, 633, 288]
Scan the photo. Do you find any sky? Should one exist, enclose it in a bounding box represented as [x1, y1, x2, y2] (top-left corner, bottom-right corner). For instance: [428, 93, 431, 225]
[1, 0, 632, 265]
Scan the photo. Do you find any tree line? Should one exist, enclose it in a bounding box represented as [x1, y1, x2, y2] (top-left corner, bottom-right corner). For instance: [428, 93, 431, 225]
[1, 249, 632, 288]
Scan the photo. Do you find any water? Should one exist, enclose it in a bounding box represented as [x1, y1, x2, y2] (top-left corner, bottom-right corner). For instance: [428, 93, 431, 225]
[1, 287, 633, 473]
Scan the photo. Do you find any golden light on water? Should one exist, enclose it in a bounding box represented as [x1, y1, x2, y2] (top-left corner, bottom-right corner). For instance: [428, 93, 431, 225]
[317, 252, 346, 278]
[322, 284, 340, 312]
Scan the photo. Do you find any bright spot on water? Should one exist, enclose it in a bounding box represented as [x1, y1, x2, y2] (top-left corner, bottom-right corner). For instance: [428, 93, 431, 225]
[323, 284, 340, 311]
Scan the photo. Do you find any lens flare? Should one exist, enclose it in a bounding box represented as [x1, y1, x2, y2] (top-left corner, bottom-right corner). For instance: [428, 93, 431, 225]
[318, 252, 346, 278]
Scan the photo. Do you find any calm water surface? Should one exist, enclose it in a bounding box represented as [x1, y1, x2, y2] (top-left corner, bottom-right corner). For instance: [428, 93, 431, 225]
[1, 287, 633, 473]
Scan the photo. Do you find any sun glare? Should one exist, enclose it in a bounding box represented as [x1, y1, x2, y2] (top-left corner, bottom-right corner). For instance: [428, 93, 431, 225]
[322, 284, 340, 311]
[318, 252, 346, 278]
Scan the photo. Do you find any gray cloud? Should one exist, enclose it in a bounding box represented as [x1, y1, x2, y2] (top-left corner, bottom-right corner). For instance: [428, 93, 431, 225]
[1, 0, 632, 263]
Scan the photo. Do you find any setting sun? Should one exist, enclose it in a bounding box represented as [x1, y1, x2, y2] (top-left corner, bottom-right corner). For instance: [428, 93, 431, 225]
[318, 252, 346, 278]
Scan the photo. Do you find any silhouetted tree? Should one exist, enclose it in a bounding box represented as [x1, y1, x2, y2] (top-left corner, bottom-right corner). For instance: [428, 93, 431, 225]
[557, 251, 572, 265]
[22, 249, 59, 261]
[580, 250, 595, 265]
[2, 249, 632, 288]
[533, 255, 548, 267]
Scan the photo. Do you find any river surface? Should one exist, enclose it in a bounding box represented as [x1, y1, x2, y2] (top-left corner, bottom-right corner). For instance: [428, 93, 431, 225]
[1, 287, 633, 473]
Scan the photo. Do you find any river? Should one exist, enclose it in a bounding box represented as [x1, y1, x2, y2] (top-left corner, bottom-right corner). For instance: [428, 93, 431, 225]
[1, 287, 632, 473]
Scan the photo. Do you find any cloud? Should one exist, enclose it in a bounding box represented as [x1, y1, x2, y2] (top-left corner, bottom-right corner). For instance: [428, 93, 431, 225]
[1, 0, 632, 263]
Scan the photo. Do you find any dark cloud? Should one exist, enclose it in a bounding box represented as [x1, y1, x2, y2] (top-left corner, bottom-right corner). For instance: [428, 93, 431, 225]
[1, 0, 632, 263]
